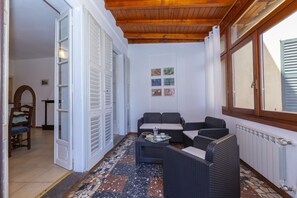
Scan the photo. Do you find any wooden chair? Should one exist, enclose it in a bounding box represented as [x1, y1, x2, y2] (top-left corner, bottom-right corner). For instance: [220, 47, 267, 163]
[8, 105, 33, 157]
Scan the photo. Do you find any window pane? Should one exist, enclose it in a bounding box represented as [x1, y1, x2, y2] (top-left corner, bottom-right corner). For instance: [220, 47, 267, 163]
[59, 40, 69, 62]
[59, 87, 69, 109]
[221, 59, 227, 107]
[59, 63, 69, 85]
[231, 0, 285, 44]
[59, 111, 69, 141]
[232, 41, 254, 109]
[59, 16, 69, 40]
[261, 11, 297, 113]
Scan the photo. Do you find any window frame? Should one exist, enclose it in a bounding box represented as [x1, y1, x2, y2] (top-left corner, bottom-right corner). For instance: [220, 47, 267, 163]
[257, 3, 297, 123]
[222, 0, 297, 131]
[229, 33, 259, 115]
[221, 54, 228, 111]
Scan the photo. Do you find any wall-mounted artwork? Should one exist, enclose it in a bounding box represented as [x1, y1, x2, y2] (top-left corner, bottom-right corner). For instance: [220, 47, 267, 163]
[164, 67, 174, 75]
[164, 88, 175, 96]
[164, 78, 174, 86]
[151, 66, 176, 97]
[152, 89, 162, 96]
[41, 79, 49, 86]
[151, 79, 161, 86]
[151, 68, 161, 76]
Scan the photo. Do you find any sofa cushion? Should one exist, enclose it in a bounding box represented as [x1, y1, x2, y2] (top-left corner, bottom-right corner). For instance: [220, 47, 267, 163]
[161, 123, 183, 130]
[139, 123, 162, 130]
[182, 146, 205, 159]
[161, 112, 181, 123]
[183, 130, 199, 140]
[143, 113, 162, 123]
[205, 116, 226, 128]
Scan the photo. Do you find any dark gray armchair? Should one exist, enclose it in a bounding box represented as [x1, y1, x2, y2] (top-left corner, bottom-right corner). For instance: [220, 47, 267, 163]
[163, 134, 240, 198]
[183, 116, 228, 147]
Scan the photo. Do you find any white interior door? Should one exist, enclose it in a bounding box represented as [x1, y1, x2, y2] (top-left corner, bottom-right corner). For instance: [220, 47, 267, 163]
[54, 10, 73, 170]
[87, 13, 104, 169]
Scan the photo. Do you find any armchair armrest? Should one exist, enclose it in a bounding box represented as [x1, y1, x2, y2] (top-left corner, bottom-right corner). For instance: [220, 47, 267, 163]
[184, 122, 206, 130]
[137, 117, 144, 132]
[180, 117, 185, 127]
[193, 135, 215, 151]
[198, 128, 229, 139]
[163, 146, 212, 198]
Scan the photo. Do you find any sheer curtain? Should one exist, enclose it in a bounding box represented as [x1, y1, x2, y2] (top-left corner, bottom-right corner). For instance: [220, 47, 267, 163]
[204, 26, 222, 117]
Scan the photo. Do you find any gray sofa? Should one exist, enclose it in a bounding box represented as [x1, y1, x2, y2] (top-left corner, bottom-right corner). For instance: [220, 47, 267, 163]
[163, 134, 240, 198]
[137, 112, 185, 142]
[183, 116, 229, 147]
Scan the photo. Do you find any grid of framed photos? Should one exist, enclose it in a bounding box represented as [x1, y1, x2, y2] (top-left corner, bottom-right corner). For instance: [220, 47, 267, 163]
[151, 67, 175, 96]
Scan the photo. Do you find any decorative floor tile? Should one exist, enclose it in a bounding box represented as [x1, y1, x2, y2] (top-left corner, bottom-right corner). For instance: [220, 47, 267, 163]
[148, 177, 163, 197]
[118, 155, 135, 164]
[68, 135, 282, 198]
[98, 175, 128, 193]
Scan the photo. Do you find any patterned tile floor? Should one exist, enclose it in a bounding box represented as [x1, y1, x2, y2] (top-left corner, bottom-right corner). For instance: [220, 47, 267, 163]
[67, 135, 282, 198]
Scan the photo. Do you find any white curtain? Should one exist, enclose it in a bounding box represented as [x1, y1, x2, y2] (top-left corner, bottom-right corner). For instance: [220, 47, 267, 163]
[204, 26, 222, 117]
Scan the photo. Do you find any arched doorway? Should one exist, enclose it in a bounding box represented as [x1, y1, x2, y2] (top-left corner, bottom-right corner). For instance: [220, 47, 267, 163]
[14, 85, 36, 127]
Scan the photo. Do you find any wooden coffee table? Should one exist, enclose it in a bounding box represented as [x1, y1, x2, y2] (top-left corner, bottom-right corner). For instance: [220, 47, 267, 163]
[135, 135, 169, 164]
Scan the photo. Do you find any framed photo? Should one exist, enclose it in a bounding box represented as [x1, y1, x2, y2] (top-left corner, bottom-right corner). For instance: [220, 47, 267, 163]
[151, 79, 161, 86]
[151, 68, 161, 76]
[164, 67, 174, 75]
[41, 79, 49, 86]
[152, 89, 162, 96]
[164, 88, 175, 96]
[164, 78, 175, 86]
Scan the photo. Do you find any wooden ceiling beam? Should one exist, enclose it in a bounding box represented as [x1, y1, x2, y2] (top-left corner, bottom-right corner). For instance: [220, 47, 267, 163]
[117, 19, 220, 27]
[124, 33, 207, 40]
[128, 39, 202, 44]
[105, 0, 234, 10]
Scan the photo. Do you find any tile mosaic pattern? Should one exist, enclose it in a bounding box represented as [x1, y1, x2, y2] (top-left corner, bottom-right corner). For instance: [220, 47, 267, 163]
[68, 135, 282, 198]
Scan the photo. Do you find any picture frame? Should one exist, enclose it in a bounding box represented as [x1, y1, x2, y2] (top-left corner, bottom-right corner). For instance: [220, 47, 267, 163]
[41, 79, 49, 86]
[164, 88, 175, 96]
[151, 68, 161, 76]
[164, 78, 175, 86]
[152, 89, 162, 96]
[151, 79, 162, 86]
[164, 67, 174, 75]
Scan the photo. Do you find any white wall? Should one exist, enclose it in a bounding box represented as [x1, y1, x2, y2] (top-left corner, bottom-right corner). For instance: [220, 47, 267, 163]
[129, 43, 206, 132]
[10, 57, 54, 127]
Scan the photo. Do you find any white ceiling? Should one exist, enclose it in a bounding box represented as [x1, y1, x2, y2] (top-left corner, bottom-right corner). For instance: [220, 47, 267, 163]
[10, 0, 59, 60]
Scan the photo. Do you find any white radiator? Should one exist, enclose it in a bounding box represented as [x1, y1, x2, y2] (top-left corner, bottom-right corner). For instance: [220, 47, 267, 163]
[236, 124, 292, 188]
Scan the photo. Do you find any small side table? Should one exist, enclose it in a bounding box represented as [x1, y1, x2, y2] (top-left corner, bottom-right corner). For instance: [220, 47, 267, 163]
[41, 100, 54, 130]
[135, 135, 169, 164]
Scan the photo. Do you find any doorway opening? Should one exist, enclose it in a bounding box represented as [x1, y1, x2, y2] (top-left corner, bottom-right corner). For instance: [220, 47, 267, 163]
[8, 0, 71, 197]
[112, 52, 125, 145]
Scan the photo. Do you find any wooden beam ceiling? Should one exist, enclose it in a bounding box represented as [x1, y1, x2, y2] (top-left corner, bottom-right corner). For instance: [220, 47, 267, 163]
[104, 0, 236, 43]
[117, 19, 221, 27]
[105, 0, 235, 10]
[128, 39, 202, 44]
[124, 33, 207, 40]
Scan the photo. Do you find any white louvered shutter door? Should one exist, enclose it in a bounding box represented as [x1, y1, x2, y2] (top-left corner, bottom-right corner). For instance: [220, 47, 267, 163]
[103, 31, 113, 146]
[88, 14, 104, 167]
